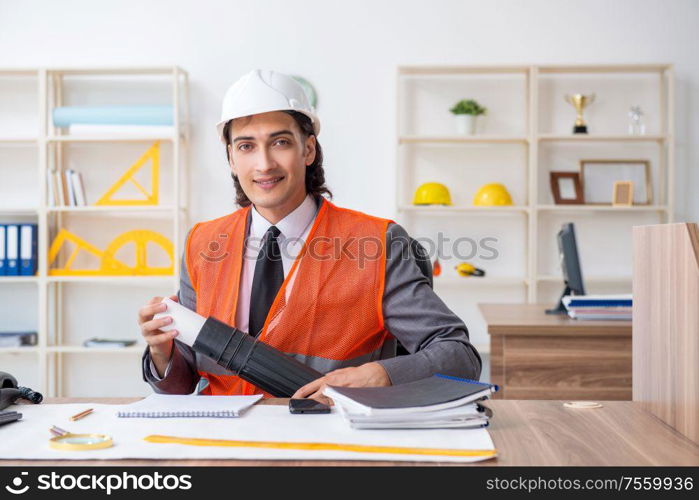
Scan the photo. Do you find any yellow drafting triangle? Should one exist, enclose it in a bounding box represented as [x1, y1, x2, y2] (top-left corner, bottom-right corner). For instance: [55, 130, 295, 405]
[95, 141, 160, 206]
[47, 228, 131, 276]
[48, 228, 174, 276]
[101, 230, 174, 275]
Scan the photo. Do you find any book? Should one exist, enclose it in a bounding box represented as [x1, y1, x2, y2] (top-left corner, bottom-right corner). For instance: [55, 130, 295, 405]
[568, 308, 631, 320]
[70, 171, 87, 206]
[116, 394, 262, 418]
[563, 294, 632, 308]
[323, 374, 498, 416]
[59, 170, 70, 206]
[563, 294, 633, 320]
[65, 169, 77, 206]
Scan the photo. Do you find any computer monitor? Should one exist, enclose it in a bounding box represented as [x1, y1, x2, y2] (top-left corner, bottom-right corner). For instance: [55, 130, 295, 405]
[546, 222, 586, 315]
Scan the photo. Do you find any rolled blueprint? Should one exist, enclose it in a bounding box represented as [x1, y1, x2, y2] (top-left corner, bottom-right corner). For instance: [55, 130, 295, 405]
[153, 297, 321, 397]
[153, 297, 204, 347]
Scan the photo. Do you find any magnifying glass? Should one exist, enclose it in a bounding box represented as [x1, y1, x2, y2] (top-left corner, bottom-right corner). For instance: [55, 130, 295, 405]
[49, 425, 113, 451]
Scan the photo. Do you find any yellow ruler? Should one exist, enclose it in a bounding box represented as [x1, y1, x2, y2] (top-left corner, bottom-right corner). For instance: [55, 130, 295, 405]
[144, 434, 497, 459]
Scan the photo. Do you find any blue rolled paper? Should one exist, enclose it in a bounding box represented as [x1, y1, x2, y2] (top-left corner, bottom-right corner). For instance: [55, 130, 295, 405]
[52, 106, 174, 127]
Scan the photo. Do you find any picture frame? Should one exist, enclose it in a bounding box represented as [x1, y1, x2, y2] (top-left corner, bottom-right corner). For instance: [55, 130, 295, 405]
[612, 181, 634, 206]
[550, 171, 584, 205]
[580, 160, 652, 205]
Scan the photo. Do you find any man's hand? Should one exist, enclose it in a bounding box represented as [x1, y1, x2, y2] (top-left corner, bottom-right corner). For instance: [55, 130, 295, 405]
[292, 362, 391, 405]
[138, 294, 180, 377]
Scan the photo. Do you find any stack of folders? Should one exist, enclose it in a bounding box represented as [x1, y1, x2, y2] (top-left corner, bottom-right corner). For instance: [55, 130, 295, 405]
[562, 294, 633, 320]
[323, 374, 498, 430]
[0, 224, 38, 276]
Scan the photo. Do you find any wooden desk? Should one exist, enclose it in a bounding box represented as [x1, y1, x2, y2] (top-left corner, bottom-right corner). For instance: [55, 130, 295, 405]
[479, 303, 632, 400]
[2, 398, 698, 466]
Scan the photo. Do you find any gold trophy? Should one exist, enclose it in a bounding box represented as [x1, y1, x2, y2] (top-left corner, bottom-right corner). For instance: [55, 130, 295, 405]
[564, 93, 596, 134]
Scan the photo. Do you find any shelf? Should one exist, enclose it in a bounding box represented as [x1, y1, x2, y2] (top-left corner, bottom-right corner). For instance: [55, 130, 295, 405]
[47, 345, 144, 354]
[434, 275, 529, 286]
[0, 208, 38, 215]
[537, 275, 632, 283]
[0, 68, 38, 76]
[400, 135, 528, 144]
[47, 135, 179, 143]
[0, 347, 39, 354]
[47, 66, 186, 76]
[396, 63, 673, 355]
[0, 65, 189, 397]
[0, 137, 38, 144]
[0, 276, 39, 284]
[47, 205, 180, 214]
[399, 205, 529, 215]
[537, 205, 668, 213]
[399, 65, 530, 75]
[47, 275, 176, 284]
[538, 134, 667, 143]
[538, 64, 670, 74]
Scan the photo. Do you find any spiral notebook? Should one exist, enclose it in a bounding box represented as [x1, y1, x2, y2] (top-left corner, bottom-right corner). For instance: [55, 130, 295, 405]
[116, 394, 263, 418]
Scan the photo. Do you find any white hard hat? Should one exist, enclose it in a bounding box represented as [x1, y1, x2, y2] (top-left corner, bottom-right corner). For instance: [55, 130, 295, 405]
[216, 69, 320, 143]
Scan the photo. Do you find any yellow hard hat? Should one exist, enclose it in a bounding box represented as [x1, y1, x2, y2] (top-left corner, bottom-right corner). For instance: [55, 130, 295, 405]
[413, 182, 452, 205]
[473, 183, 513, 206]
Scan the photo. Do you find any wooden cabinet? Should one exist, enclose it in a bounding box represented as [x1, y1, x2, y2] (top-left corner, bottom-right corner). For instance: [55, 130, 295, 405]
[480, 303, 631, 400]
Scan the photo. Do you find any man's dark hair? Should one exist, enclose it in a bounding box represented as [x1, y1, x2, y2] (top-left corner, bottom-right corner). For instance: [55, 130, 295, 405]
[222, 110, 332, 207]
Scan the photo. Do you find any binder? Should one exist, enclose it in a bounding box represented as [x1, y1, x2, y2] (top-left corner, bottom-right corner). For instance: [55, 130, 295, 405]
[59, 170, 71, 207]
[19, 224, 38, 276]
[5, 225, 19, 276]
[0, 225, 6, 276]
[53, 170, 65, 206]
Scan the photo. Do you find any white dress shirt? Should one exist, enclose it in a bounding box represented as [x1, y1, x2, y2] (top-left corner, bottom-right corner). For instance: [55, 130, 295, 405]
[234, 193, 319, 333]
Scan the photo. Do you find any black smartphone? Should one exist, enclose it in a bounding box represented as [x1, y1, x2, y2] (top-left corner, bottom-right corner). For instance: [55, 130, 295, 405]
[288, 398, 331, 414]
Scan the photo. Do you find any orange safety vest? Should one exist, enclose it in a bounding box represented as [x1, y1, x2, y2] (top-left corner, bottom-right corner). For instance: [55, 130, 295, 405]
[186, 197, 395, 396]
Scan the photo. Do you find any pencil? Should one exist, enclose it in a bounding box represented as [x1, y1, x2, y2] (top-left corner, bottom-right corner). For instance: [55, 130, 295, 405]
[69, 408, 93, 421]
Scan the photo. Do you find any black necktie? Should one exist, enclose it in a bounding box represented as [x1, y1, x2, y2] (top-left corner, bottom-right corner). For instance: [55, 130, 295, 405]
[249, 225, 284, 337]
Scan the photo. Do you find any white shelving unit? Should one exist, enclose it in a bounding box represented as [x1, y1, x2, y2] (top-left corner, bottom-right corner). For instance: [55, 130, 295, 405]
[396, 64, 673, 348]
[0, 67, 189, 396]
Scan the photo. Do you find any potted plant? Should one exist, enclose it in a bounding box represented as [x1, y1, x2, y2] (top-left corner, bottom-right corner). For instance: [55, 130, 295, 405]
[449, 99, 487, 135]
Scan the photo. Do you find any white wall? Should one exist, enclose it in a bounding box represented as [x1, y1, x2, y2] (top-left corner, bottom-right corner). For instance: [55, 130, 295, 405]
[1, 0, 697, 394]
[2, 0, 697, 221]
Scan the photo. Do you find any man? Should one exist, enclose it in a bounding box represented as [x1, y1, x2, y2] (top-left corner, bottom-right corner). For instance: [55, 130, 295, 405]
[138, 69, 481, 400]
